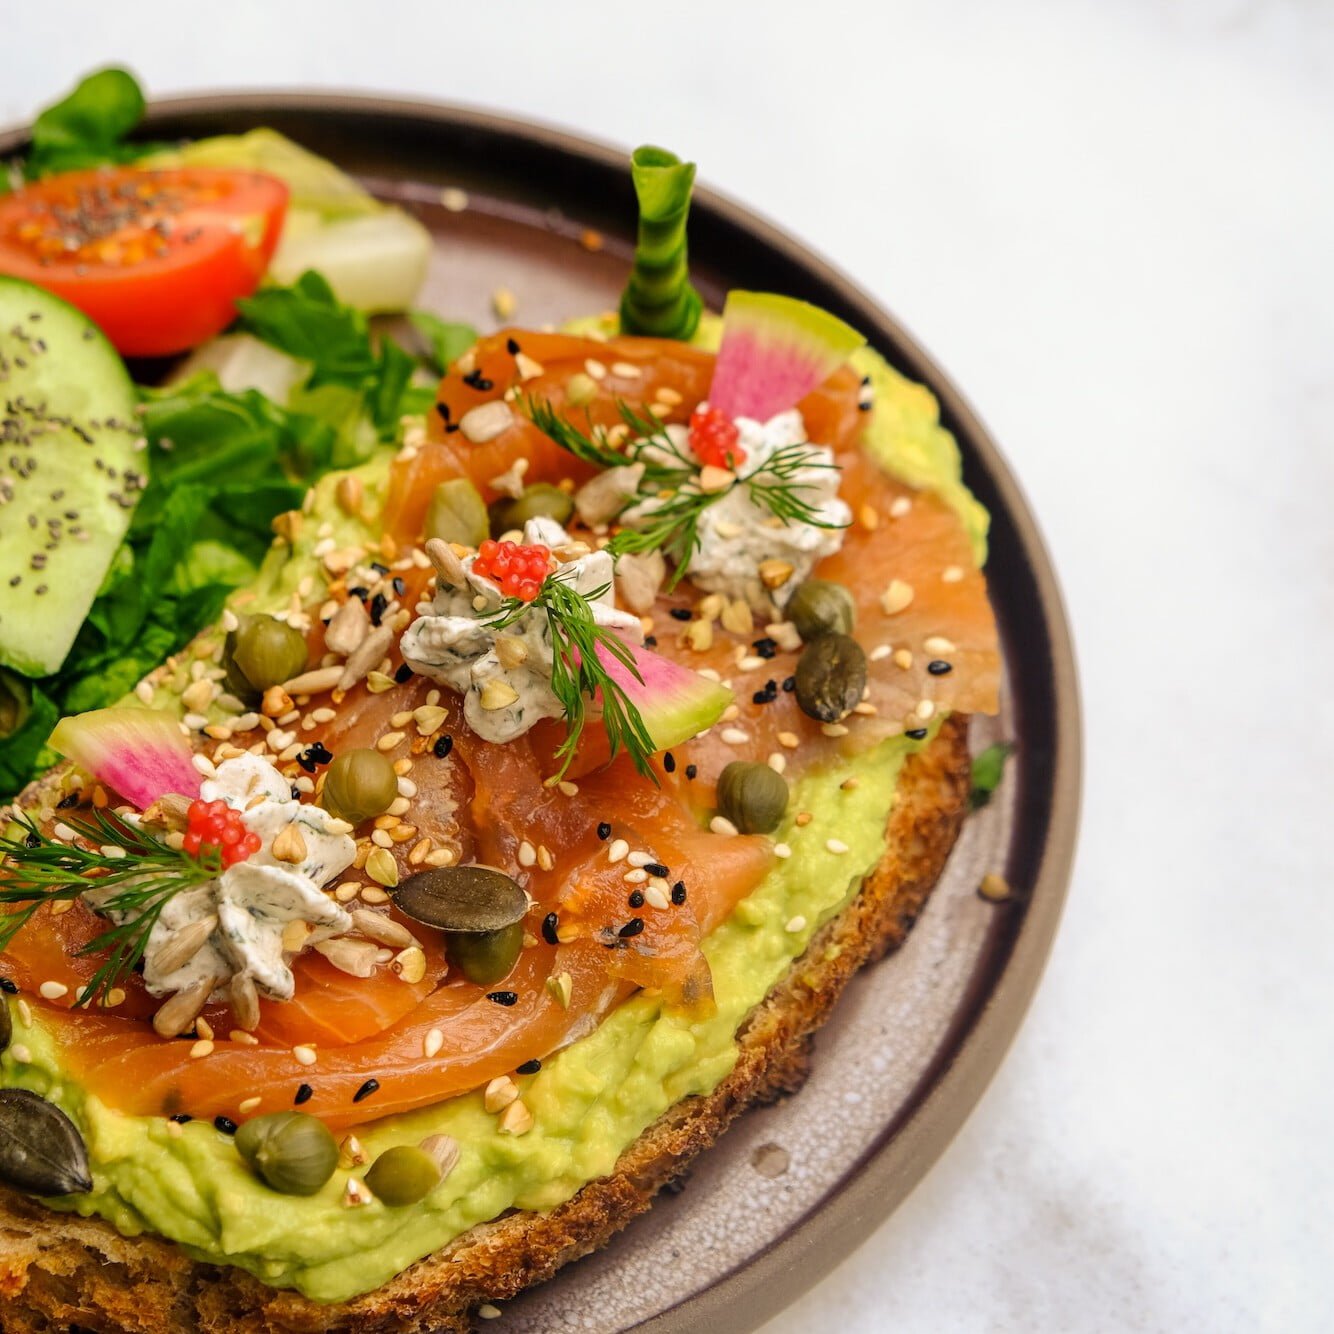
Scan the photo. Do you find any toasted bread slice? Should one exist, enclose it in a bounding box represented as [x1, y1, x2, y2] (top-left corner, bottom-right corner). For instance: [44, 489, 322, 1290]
[0, 715, 970, 1333]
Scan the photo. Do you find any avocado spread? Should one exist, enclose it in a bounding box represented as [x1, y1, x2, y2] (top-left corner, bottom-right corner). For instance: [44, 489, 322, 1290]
[0, 336, 985, 1304]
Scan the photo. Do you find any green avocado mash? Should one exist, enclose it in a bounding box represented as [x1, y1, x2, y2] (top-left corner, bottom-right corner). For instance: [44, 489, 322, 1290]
[0, 337, 982, 1303]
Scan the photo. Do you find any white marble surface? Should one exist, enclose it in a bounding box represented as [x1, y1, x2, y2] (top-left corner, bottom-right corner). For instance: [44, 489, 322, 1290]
[3, 2, 1331, 1329]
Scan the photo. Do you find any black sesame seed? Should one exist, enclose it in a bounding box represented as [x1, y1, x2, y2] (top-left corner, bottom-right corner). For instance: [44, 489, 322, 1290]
[645, 862, 669, 878]
[369, 592, 389, 626]
[435, 401, 452, 423]
[370, 562, 390, 576]
[906, 728, 929, 740]
[214, 1116, 238, 1135]
[169, 1113, 193, 1124]
[927, 659, 953, 676]
[462, 368, 494, 392]
[506, 337, 521, 355]
[394, 662, 414, 684]
[628, 890, 645, 909]
[349, 585, 370, 600]
[671, 881, 687, 905]
[752, 637, 778, 659]
[669, 607, 692, 621]
[662, 751, 676, 773]
[782, 676, 797, 693]
[618, 917, 645, 939]
[487, 991, 519, 1006]
[752, 687, 777, 705]
[56, 791, 80, 809]
[392, 577, 407, 598]
[516, 1058, 541, 1075]
[290, 785, 302, 800]
[353, 1078, 380, 1104]
[433, 735, 454, 759]
[858, 400, 872, 412]
[685, 764, 697, 780]
[294, 1083, 314, 1105]
[24, 833, 40, 849]
[542, 912, 560, 945]
[0, 977, 18, 994]
[643, 635, 658, 647]
[596, 822, 612, 840]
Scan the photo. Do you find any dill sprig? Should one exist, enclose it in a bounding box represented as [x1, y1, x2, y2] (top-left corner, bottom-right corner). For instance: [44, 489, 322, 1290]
[0, 810, 220, 1007]
[521, 394, 846, 584]
[484, 573, 658, 781]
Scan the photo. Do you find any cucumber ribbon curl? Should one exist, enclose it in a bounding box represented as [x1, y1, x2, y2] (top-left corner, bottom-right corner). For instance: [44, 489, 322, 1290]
[618, 146, 703, 341]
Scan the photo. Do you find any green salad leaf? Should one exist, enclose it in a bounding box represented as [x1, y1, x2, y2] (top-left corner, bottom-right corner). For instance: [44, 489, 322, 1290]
[970, 742, 1015, 809]
[0, 673, 58, 796]
[22, 67, 154, 180]
[409, 311, 479, 375]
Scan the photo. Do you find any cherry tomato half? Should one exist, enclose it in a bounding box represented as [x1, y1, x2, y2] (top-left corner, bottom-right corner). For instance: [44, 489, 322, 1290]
[0, 166, 289, 356]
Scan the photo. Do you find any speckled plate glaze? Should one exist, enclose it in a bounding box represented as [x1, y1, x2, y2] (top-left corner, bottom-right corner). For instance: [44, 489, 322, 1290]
[0, 94, 1081, 1334]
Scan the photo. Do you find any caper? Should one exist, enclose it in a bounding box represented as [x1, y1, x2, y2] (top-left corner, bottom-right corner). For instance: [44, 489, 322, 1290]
[234, 1111, 338, 1196]
[425, 478, 489, 548]
[786, 579, 855, 642]
[0, 1089, 92, 1197]
[492, 483, 574, 536]
[225, 615, 308, 695]
[0, 668, 31, 741]
[794, 633, 868, 723]
[320, 748, 399, 825]
[716, 761, 790, 835]
[365, 1144, 442, 1206]
[393, 865, 528, 934]
[447, 921, 524, 987]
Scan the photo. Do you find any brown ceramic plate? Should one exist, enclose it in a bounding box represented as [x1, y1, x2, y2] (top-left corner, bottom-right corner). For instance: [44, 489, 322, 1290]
[0, 94, 1080, 1333]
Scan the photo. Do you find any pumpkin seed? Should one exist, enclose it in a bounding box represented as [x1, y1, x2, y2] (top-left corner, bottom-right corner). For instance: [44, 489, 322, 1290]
[794, 633, 867, 723]
[392, 865, 527, 934]
[786, 579, 856, 642]
[0, 1088, 92, 1196]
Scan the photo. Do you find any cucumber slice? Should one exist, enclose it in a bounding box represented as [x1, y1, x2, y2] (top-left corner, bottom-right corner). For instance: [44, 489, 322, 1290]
[0, 277, 142, 677]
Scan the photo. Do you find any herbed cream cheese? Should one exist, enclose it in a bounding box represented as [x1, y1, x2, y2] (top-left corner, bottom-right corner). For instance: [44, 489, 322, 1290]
[617, 407, 850, 612]
[127, 754, 355, 1004]
[400, 516, 643, 745]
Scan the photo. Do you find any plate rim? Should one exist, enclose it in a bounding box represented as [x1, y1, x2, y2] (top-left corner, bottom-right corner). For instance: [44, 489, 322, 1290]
[0, 89, 1082, 1333]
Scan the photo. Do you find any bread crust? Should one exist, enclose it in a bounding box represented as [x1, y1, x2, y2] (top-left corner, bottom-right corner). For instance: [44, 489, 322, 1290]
[0, 715, 971, 1334]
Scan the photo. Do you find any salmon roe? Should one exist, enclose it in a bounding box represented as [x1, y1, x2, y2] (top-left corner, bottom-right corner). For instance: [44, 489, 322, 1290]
[183, 798, 261, 867]
[474, 540, 552, 602]
[689, 405, 745, 469]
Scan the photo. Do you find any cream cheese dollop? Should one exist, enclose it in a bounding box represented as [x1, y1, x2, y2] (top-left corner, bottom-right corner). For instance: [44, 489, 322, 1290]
[614, 408, 850, 612]
[400, 517, 643, 745]
[133, 754, 356, 1003]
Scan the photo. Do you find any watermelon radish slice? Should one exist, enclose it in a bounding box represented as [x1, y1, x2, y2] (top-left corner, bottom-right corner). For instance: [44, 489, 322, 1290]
[594, 639, 732, 752]
[708, 291, 865, 423]
[48, 706, 201, 809]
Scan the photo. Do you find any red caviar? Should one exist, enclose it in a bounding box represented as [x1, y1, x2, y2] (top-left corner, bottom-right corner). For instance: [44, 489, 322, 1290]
[474, 540, 552, 602]
[689, 405, 745, 470]
[183, 799, 262, 867]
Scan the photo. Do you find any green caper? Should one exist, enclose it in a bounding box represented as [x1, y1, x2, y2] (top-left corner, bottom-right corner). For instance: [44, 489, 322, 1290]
[786, 579, 855, 642]
[234, 1111, 338, 1196]
[225, 615, 308, 695]
[794, 633, 868, 723]
[492, 483, 574, 536]
[425, 478, 489, 547]
[716, 761, 790, 835]
[446, 921, 524, 987]
[365, 1144, 442, 1206]
[320, 748, 399, 825]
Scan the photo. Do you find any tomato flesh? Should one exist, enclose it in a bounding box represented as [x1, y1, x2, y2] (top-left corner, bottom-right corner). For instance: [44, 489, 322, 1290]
[0, 167, 289, 356]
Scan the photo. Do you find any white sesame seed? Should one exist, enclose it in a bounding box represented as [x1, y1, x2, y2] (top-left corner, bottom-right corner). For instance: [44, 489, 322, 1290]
[610, 361, 642, 379]
[518, 840, 537, 867]
[774, 843, 792, 859]
[778, 732, 800, 749]
[16, 999, 32, 1026]
[721, 727, 750, 745]
[189, 1039, 214, 1059]
[424, 1028, 445, 1058]
[397, 777, 418, 798]
[942, 565, 965, 583]
[624, 868, 649, 884]
[134, 680, 154, 704]
[38, 980, 68, 1001]
[893, 649, 914, 670]
[584, 358, 608, 380]
[826, 838, 849, 855]
[889, 495, 912, 518]
[644, 883, 670, 909]
[768, 753, 787, 774]
[870, 644, 892, 662]
[377, 731, 406, 752]
[557, 780, 579, 797]
[738, 655, 765, 671]
[292, 1045, 318, 1066]
[607, 838, 630, 864]
[915, 699, 937, 721]
[923, 635, 956, 655]
[536, 845, 555, 872]
[191, 752, 217, 777]
[166, 1118, 183, 1138]
[880, 580, 914, 615]
[478, 1306, 502, 1321]
[785, 915, 807, 933]
[9, 1043, 32, 1065]
[710, 815, 739, 837]
[627, 850, 654, 868]
[239, 1096, 261, 1114]
[821, 722, 850, 737]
